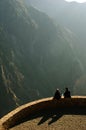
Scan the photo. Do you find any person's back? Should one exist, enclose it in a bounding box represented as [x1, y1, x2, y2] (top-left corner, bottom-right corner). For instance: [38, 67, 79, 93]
[53, 89, 61, 100]
[64, 88, 71, 98]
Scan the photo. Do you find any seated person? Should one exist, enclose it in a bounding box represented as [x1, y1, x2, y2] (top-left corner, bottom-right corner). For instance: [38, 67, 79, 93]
[64, 87, 71, 98]
[53, 89, 61, 100]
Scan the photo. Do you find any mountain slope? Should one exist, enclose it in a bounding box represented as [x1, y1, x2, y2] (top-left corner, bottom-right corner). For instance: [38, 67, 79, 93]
[25, 0, 86, 94]
[0, 0, 83, 117]
[25, 0, 86, 58]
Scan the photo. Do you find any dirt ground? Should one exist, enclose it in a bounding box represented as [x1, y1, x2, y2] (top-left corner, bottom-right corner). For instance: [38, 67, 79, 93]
[10, 107, 86, 130]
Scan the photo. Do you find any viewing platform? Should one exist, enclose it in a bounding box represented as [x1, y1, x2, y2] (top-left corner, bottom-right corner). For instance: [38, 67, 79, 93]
[0, 96, 86, 130]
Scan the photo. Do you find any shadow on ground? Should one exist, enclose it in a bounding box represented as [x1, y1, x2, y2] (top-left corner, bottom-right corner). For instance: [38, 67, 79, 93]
[37, 107, 86, 125]
[12, 106, 86, 128]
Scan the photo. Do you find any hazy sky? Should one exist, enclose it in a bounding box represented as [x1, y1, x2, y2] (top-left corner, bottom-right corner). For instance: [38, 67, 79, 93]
[65, 0, 86, 3]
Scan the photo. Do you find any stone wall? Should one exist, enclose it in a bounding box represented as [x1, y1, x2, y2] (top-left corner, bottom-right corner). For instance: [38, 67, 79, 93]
[0, 96, 86, 130]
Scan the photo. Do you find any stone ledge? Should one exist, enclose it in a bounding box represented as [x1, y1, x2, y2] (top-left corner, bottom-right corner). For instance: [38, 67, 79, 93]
[0, 96, 86, 130]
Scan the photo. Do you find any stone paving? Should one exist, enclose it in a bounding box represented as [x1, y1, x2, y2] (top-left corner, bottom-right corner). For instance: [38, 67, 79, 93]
[10, 107, 86, 130]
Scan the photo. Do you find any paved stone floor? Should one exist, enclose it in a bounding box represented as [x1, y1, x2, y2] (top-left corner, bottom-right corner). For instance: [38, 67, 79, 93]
[10, 107, 86, 130]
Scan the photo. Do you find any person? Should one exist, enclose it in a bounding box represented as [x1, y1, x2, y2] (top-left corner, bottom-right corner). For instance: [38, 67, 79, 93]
[53, 89, 61, 100]
[64, 87, 71, 98]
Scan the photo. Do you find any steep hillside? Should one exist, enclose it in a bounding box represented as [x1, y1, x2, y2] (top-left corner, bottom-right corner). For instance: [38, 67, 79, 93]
[25, 0, 86, 95]
[25, 0, 86, 56]
[0, 0, 83, 117]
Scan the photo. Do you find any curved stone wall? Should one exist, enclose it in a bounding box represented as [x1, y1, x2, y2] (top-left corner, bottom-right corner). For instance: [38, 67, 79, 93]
[0, 96, 86, 130]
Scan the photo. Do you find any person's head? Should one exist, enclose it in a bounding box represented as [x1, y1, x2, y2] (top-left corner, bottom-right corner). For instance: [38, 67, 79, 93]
[66, 87, 68, 91]
[56, 88, 60, 93]
[56, 88, 59, 91]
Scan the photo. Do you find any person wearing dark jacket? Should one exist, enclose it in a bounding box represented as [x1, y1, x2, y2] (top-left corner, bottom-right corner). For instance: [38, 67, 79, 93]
[53, 89, 61, 100]
[64, 88, 71, 98]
